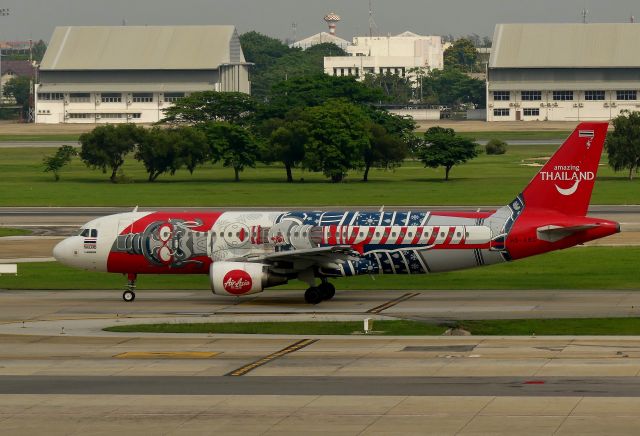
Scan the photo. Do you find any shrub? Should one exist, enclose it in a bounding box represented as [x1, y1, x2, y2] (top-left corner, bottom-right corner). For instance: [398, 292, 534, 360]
[485, 138, 507, 155]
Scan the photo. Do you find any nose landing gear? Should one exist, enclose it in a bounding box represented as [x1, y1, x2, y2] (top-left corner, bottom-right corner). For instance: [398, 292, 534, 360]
[122, 273, 137, 302]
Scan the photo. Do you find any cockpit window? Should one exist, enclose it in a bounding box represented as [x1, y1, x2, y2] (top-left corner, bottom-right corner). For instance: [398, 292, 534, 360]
[79, 229, 89, 237]
[90, 229, 98, 238]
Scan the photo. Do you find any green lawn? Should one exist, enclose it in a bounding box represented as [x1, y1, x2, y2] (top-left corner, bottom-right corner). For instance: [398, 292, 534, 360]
[0, 227, 31, 237]
[103, 317, 640, 335]
[104, 320, 448, 335]
[1, 247, 638, 291]
[459, 131, 572, 141]
[0, 144, 638, 206]
[0, 135, 80, 142]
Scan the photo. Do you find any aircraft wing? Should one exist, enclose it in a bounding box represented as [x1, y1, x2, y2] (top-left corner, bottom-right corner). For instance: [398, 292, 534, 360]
[232, 245, 361, 270]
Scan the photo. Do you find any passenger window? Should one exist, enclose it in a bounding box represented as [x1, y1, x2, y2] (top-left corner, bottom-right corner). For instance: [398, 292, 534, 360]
[440, 232, 445, 237]
[408, 232, 413, 237]
[376, 232, 380, 237]
[90, 229, 98, 237]
[457, 232, 461, 237]
[423, 232, 429, 237]
[391, 232, 396, 237]
[212, 232, 216, 237]
[359, 232, 363, 237]
[294, 232, 299, 238]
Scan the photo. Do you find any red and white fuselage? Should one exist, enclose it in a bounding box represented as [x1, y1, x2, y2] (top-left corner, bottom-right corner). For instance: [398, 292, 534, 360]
[53, 122, 620, 301]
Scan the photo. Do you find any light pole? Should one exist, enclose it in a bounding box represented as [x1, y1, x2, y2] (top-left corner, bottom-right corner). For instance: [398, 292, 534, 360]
[0, 8, 10, 104]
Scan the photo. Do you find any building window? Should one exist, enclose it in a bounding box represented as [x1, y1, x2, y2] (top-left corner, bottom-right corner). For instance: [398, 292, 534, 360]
[616, 90, 637, 101]
[69, 93, 90, 103]
[132, 93, 153, 103]
[552, 91, 573, 101]
[68, 113, 92, 119]
[100, 113, 125, 119]
[523, 108, 540, 116]
[130, 113, 142, 119]
[493, 108, 510, 117]
[37, 93, 64, 101]
[585, 90, 605, 101]
[101, 93, 122, 103]
[521, 91, 541, 101]
[164, 92, 185, 103]
[492, 91, 510, 101]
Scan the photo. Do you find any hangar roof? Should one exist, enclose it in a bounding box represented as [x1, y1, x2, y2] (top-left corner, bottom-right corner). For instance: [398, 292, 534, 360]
[40, 25, 245, 71]
[490, 23, 640, 69]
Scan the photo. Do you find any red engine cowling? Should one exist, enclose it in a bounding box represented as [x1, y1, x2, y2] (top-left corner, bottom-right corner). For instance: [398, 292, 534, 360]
[209, 262, 287, 296]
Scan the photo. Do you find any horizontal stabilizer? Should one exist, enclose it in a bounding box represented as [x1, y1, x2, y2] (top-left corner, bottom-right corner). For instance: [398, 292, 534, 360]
[536, 224, 598, 243]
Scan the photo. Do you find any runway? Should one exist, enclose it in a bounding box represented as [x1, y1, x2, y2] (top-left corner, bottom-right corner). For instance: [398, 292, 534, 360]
[1, 291, 640, 434]
[2, 206, 640, 433]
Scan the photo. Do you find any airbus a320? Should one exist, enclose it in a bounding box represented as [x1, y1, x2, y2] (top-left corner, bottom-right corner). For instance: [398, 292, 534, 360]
[54, 122, 619, 304]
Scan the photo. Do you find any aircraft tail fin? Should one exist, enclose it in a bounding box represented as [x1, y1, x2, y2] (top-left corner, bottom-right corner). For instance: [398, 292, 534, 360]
[520, 122, 609, 216]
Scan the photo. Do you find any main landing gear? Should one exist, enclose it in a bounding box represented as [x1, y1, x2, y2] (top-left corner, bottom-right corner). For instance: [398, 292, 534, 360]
[304, 279, 336, 305]
[122, 273, 137, 302]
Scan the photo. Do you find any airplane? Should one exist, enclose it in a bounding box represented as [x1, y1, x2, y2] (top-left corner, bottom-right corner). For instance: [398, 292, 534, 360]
[53, 122, 620, 304]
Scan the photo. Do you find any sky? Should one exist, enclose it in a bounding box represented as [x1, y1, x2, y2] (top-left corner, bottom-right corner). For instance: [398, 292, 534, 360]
[0, 0, 638, 42]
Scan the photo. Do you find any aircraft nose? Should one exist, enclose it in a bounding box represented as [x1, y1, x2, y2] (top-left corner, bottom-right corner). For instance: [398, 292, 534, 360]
[53, 238, 74, 266]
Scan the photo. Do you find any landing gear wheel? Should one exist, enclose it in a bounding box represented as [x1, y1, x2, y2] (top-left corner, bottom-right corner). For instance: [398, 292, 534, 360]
[318, 282, 336, 300]
[122, 290, 135, 302]
[304, 287, 323, 305]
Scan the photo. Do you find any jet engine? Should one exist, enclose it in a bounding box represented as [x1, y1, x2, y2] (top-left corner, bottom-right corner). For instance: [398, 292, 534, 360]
[209, 261, 288, 296]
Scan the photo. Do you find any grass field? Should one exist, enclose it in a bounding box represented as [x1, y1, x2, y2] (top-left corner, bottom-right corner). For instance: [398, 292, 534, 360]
[0, 135, 80, 142]
[104, 320, 448, 335]
[1, 247, 637, 291]
[0, 144, 638, 206]
[459, 131, 571, 141]
[103, 317, 640, 335]
[0, 228, 32, 237]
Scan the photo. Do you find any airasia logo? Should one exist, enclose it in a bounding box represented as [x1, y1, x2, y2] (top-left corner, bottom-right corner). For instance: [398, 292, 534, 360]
[223, 269, 253, 295]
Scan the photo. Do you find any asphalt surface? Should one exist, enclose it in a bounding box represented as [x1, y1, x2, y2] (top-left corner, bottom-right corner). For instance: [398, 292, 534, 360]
[2, 376, 639, 397]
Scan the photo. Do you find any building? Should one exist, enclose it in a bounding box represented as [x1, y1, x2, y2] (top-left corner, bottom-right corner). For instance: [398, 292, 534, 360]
[1, 60, 34, 104]
[36, 25, 250, 124]
[290, 12, 350, 50]
[290, 32, 351, 50]
[324, 31, 444, 84]
[487, 23, 640, 122]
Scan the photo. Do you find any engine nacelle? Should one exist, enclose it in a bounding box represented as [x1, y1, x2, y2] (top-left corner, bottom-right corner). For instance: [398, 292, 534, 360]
[209, 261, 287, 296]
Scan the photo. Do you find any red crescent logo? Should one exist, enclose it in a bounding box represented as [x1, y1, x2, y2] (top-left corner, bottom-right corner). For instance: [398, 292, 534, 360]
[223, 270, 253, 295]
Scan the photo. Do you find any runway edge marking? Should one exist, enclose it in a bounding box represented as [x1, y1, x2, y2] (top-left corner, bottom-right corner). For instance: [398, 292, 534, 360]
[367, 292, 420, 314]
[226, 338, 318, 377]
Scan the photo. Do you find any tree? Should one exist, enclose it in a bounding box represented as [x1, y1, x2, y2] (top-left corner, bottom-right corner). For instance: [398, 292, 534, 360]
[417, 127, 479, 180]
[363, 123, 408, 182]
[79, 124, 144, 182]
[134, 128, 182, 182]
[361, 108, 415, 181]
[32, 40, 47, 62]
[268, 119, 309, 182]
[2, 76, 31, 115]
[301, 100, 370, 182]
[160, 91, 256, 125]
[173, 127, 209, 175]
[239, 31, 291, 75]
[43, 145, 77, 181]
[421, 68, 486, 108]
[362, 72, 414, 104]
[258, 74, 383, 121]
[605, 111, 640, 180]
[444, 38, 478, 71]
[200, 122, 259, 181]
